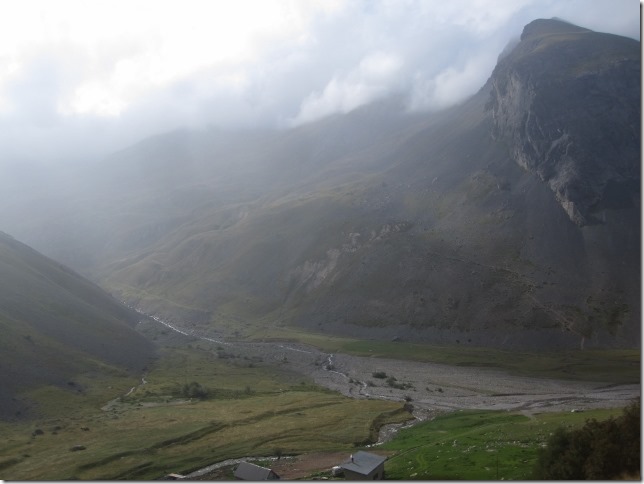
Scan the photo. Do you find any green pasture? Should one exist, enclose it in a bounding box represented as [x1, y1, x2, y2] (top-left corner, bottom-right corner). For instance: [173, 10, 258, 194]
[0, 346, 408, 480]
[381, 407, 625, 480]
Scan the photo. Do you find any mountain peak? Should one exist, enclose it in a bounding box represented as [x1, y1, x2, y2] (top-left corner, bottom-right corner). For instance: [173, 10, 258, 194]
[488, 19, 640, 226]
[520, 17, 591, 41]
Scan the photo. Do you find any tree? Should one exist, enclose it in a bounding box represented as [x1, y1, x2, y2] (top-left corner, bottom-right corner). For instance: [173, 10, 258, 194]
[533, 400, 640, 479]
[181, 381, 210, 399]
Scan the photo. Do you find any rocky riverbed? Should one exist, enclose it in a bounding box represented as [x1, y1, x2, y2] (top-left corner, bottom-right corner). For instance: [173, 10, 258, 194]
[241, 341, 638, 416]
[142, 313, 639, 417]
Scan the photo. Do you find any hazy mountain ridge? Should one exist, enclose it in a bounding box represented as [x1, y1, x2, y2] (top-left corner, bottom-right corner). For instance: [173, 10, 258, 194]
[0, 231, 156, 419]
[0, 19, 639, 351]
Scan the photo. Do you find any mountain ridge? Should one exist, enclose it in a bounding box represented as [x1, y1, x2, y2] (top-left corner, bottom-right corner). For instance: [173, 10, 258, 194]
[0, 19, 638, 352]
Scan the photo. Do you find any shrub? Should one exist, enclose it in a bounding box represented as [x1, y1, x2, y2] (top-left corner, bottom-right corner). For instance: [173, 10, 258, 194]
[181, 381, 210, 399]
[533, 400, 640, 479]
[386, 376, 413, 390]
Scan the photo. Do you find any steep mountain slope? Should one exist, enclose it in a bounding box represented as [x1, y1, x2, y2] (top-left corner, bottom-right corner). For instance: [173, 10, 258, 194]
[488, 18, 640, 226]
[0, 19, 638, 351]
[0, 96, 420, 277]
[0, 231, 156, 419]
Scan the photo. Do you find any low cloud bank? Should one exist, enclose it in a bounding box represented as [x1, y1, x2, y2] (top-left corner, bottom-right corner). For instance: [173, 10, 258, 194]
[0, 0, 638, 163]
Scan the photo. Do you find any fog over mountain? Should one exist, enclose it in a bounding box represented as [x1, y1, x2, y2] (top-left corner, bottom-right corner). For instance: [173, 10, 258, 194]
[0, 0, 638, 164]
[0, 16, 639, 351]
[0, 7, 640, 479]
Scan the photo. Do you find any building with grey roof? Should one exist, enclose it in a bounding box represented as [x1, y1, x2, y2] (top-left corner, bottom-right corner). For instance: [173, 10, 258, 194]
[233, 461, 280, 480]
[339, 451, 386, 480]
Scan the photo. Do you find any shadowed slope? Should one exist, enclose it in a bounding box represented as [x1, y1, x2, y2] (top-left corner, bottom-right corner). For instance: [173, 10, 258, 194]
[0, 231, 156, 419]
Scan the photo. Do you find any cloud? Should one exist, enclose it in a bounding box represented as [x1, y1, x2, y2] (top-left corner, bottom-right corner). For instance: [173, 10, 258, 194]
[408, 54, 496, 111]
[290, 52, 403, 124]
[0, 0, 638, 163]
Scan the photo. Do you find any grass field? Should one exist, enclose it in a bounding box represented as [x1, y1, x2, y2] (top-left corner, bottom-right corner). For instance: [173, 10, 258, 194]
[1, 319, 637, 480]
[380, 407, 626, 480]
[250, 327, 640, 384]
[0, 344, 409, 480]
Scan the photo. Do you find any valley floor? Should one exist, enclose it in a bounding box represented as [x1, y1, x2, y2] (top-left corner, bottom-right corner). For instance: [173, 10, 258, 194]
[145, 316, 639, 419]
[225, 341, 638, 417]
[143, 315, 638, 480]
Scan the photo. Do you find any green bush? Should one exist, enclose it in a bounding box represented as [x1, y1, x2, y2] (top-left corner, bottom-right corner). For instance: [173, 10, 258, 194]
[533, 400, 640, 479]
[181, 381, 210, 399]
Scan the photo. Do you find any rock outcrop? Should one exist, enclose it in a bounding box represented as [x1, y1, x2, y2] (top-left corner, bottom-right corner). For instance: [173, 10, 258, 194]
[487, 18, 640, 225]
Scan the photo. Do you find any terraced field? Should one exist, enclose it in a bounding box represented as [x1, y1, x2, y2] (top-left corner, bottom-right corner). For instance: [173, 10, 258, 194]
[0, 336, 409, 480]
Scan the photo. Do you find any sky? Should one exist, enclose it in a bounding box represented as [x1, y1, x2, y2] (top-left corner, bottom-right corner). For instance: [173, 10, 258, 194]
[0, 0, 639, 164]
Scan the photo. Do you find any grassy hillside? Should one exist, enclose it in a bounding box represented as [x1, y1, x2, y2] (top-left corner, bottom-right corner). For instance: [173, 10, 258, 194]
[0, 340, 409, 480]
[0, 231, 156, 420]
[97, 86, 639, 350]
[380, 406, 631, 480]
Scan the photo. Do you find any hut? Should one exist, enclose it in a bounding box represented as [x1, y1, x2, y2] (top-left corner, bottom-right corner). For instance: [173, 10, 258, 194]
[339, 451, 386, 480]
[234, 461, 280, 480]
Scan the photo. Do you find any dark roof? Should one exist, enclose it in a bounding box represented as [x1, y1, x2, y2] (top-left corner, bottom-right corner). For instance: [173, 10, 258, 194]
[339, 451, 386, 475]
[234, 462, 279, 480]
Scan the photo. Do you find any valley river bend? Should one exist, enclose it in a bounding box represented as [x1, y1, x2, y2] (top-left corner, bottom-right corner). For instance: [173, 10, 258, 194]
[142, 313, 638, 421]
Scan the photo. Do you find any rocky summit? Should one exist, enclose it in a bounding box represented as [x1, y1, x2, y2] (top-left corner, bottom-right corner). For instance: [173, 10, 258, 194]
[488, 18, 640, 226]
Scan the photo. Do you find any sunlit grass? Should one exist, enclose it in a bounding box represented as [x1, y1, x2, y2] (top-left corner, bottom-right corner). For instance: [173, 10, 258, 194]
[381, 407, 625, 480]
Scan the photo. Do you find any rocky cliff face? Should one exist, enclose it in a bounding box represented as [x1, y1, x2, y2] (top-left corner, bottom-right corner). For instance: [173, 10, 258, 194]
[487, 18, 640, 226]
